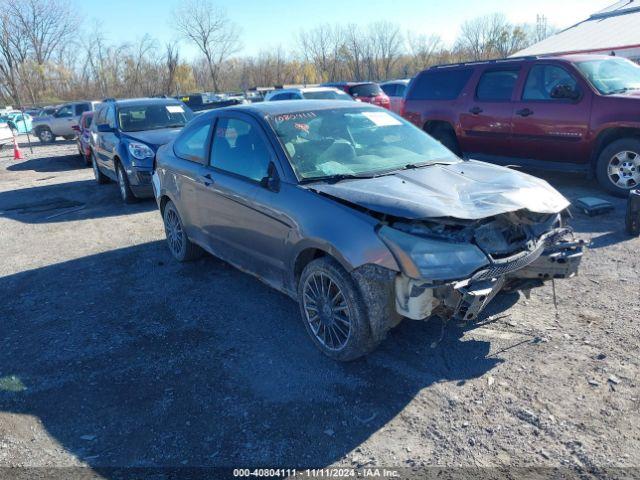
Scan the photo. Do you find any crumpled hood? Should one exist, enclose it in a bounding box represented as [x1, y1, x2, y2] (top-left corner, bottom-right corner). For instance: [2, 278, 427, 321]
[123, 128, 182, 149]
[305, 160, 570, 220]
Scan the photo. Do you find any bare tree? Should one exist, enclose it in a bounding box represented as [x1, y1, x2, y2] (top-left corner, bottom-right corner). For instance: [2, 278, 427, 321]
[407, 32, 442, 73]
[456, 13, 509, 60]
[173, 0, 241, 91]
[165, 42, 180, 95]
[298, 24, 345, 82]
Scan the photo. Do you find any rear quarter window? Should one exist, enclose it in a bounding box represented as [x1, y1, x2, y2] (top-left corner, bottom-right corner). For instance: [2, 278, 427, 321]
[407, 69, 473, 100]
[349, 83, 383, 97]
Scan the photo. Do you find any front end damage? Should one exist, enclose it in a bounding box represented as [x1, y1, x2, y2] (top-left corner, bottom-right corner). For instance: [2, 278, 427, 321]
[379, 210, 584, 322]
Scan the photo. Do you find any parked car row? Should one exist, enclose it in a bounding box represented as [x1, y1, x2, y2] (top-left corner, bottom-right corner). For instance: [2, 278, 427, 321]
[22, 56, 640, 361]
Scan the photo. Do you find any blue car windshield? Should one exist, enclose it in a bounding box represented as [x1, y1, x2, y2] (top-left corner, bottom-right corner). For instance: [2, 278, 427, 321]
[268, 107, 456, 180]
[117, 103, 193, 132]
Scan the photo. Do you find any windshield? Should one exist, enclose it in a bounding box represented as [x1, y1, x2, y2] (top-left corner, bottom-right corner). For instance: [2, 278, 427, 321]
[268, 107, 456, 181]
[576, 58, 640, 95]
[117, 103, 193, 132]
[303, 90, 353, 101]
[349, 83, 383, 97]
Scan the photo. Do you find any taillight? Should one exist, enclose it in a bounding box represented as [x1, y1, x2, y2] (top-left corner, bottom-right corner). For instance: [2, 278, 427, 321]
[399, 99, 406, 117]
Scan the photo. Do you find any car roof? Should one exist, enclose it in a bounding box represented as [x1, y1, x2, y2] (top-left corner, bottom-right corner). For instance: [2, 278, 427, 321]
[381, 79, 410, 85]
[197, 99, 379, 119]
[270, 86, 345, 94]
[108, 97, 184, 107]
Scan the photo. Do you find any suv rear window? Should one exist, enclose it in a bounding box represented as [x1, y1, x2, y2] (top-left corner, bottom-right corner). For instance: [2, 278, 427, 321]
[476, 69, 519, 101]
[408, 69, 473, 100]
[349, 83, 382, 97]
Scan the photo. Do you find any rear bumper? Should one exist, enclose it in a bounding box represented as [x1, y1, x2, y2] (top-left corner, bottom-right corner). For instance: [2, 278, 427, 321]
[395, 231, 584, 321]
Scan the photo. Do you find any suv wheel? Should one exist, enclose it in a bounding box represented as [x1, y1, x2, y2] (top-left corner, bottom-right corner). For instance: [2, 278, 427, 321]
[91, 151, 109, 184]
[37, 127, 54, 143]
[162, 200, 203, 262]
[596, 138, 640, 197]
[116, 162, 137, 204]
[430, 126, 462, 157]
[298, 257, 379, 361]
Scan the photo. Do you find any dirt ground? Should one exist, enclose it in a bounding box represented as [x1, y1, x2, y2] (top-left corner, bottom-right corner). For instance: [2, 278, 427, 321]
[0, 137, 638, 479]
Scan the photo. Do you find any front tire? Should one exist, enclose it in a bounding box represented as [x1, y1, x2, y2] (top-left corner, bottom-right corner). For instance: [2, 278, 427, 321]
[162, 200, 203, 262]
[298, 257, 379, 361]
[116, 162, 138, 204]
[37, 127, 54, 143]
[596, 138, 640, 197]
[430, 126, 462, 157]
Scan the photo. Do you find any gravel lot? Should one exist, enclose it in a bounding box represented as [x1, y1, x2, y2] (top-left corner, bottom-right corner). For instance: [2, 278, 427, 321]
[0, 137, 638, 478]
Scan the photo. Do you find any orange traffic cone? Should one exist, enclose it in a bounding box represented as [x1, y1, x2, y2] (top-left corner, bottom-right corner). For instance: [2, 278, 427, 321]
[13, 134, 23, 160]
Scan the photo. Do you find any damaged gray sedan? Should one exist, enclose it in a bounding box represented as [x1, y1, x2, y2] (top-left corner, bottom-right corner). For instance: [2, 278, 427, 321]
[152, 101, 583, 361]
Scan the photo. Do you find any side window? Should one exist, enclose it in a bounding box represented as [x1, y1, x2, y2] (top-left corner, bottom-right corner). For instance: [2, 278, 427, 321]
[476, 69, 519, 101]
[174, 121, 212, 163]
[409, 69, 473, 100]
[55, 105, 73, 118]
[75, 103, 90, 116]
[381, 84, 397, 96]
[105, 106, 116, 128]
[210, 117, 271, 181]
[94, 107, 106, 126]
[523, 65, 579, 101]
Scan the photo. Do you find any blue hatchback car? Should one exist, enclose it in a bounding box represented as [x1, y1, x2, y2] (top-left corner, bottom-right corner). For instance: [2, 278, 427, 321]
[90, 98, 193, 203]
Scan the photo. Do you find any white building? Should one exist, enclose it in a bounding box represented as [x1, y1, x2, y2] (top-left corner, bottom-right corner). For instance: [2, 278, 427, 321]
[514, 0, 640, 61]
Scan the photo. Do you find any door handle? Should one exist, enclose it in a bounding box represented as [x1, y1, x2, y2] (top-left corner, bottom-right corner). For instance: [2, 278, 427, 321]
[199, 173, 214, 186]
[516, 108, 534, 117]
[469, 106, 483, 115]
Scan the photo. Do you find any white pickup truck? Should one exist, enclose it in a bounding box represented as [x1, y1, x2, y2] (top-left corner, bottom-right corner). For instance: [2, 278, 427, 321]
[31, 101, 99, 143]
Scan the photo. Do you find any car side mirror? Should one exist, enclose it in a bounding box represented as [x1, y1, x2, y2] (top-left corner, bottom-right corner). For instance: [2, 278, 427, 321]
[551, 84, 580, 100]
[97, 124, 114, 133]
[260, 162, 280, 192]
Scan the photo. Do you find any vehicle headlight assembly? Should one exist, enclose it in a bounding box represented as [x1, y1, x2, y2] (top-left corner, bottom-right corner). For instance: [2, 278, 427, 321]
[378, 225, 489, 281]
[128, 142, 155, 161]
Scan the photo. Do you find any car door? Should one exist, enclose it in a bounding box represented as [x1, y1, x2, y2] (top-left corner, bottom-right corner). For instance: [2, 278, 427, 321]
[458, 67, 521, 159]
[510, 63, 593, 165]
[51, 104, 75, 136]
[197, 112, 290, 287]
[95, 104, 118, 176]
[166, 117, 215, 244]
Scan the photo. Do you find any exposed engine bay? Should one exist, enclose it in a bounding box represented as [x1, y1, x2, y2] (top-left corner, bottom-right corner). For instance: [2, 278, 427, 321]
[383, 210, 584, 322]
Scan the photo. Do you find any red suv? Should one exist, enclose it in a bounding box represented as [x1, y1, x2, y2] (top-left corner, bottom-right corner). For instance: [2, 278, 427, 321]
[403, 54, 640, 196]
[323, 82, 391, 109]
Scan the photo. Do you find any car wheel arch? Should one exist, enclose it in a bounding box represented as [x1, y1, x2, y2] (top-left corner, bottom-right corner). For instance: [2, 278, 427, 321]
[291, 245, 353, 286]
[591, 127, 640, 170]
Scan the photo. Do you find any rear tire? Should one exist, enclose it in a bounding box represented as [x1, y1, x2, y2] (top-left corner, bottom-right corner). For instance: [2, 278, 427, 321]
[162, 200, 203, 262]
[596, 138, 640, 197]
[298, 257, 379, 361]
[91, 151, 109, 184]
[116, 162, 138, 204]
[430, 126, 462, 157]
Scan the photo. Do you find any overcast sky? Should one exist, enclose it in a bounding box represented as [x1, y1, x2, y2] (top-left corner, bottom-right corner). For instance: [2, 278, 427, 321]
[81, 0, 613, 57]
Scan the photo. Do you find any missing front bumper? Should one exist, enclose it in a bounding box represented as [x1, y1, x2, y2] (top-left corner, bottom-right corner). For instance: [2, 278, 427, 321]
[395, 237, 584, 322]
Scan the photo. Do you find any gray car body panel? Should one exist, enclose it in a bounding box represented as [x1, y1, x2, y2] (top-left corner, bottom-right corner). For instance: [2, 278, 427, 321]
[306, 160, 570, 220]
